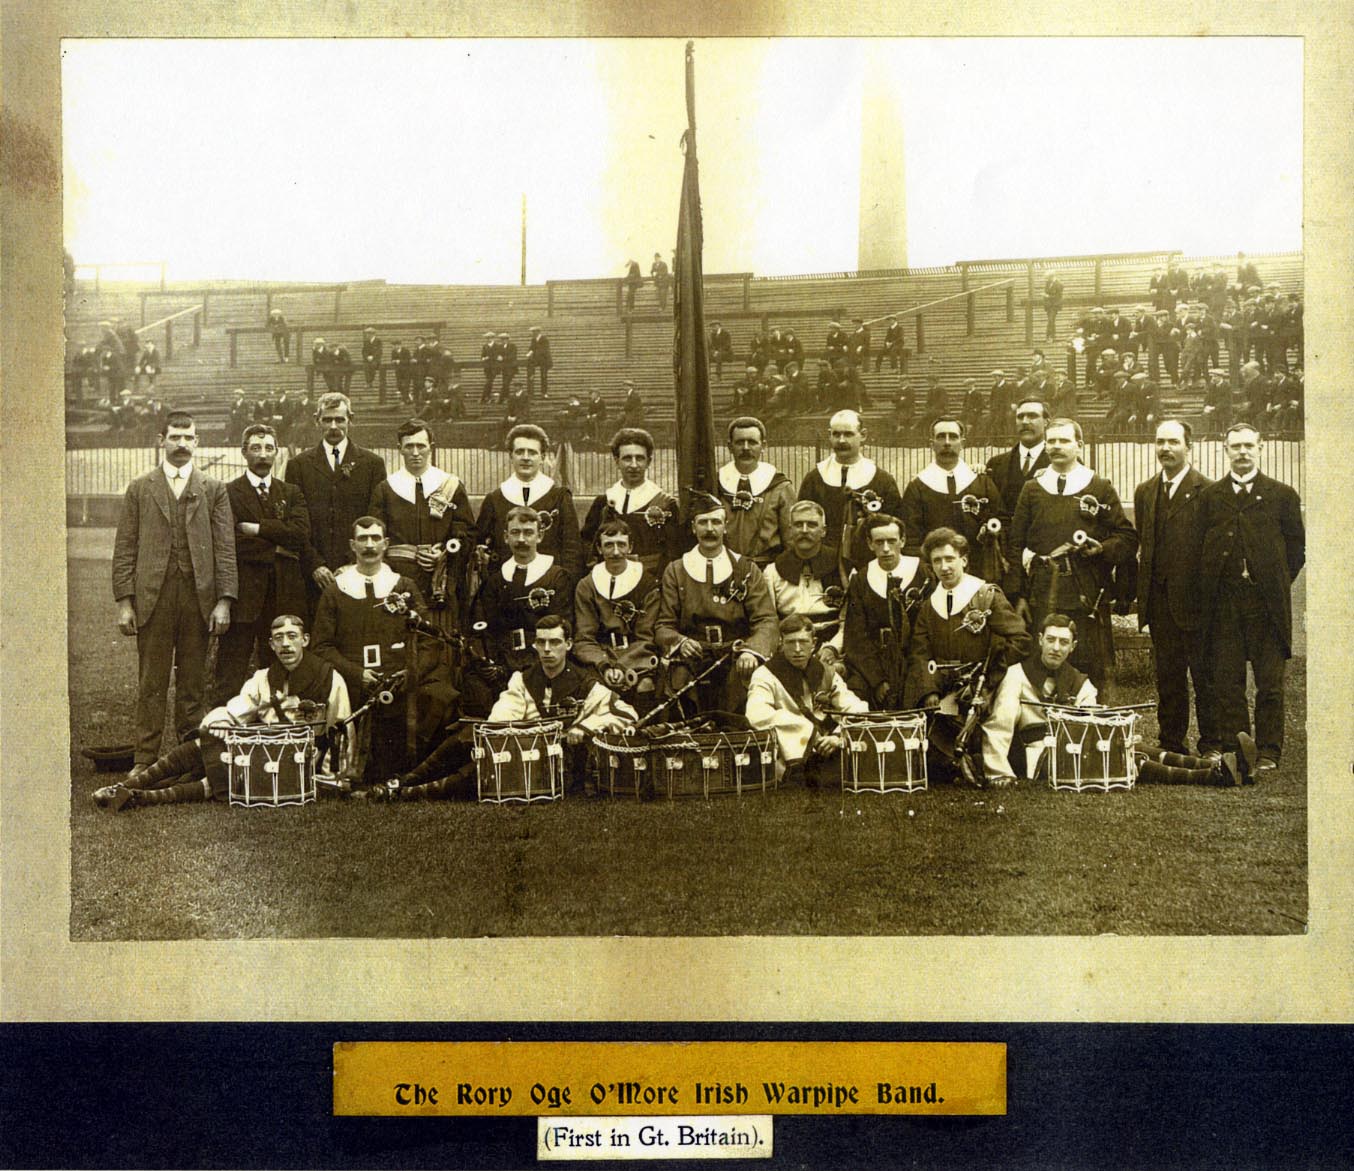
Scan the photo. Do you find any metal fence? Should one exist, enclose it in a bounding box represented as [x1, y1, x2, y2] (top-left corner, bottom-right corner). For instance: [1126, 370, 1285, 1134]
[67, 436, 1305, 512]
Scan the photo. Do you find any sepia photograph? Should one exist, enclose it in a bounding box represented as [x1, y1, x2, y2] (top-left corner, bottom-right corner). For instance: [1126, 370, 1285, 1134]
[57, 36, 1309, 942]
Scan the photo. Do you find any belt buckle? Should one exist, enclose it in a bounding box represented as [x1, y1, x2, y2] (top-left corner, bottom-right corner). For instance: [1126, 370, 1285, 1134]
[609, 632, 629, 649]
[362, 644, 382, 669]
[704, 625, 723, 645]
[510, 628, 528, 652]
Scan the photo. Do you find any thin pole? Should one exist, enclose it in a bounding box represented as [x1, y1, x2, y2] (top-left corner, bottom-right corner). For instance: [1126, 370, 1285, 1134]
[520, 193, 527, 287]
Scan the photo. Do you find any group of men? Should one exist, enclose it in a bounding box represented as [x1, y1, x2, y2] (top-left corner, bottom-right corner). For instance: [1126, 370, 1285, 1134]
[68, 321, 161, 405]
[96, 387, 1303, 811]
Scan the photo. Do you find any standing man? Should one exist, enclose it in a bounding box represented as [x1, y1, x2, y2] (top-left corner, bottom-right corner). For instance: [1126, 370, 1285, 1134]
[475, 423, 582, 578]
[708, 321, 734, 382]
[623, 260, 643, 312]
[361, 326, 382, 391]
[112, 411, 237, 769]
[526, 325, 552, 399]
[849, 318, 872, 371]
[650, 252, 671, 311]
[284, 391, 388, 608]
[479, 332, 498, 403]
[580, 426, 684, 575]
[1134, 419, 1218, 757]
[1043, 271, 1064, 340]
[876, 315, 905, 372]
[390, 338, 414, 405]
[797, 409, 904, 571]
[212, 424, 310, 704]
[1196, 424, 1305, 772]
[986, 369, 1016, 436]
[331, 339, 354, 395]
[901, 415, 1009, 582]
[985, 396, 1051, 515]
[716, 416, 796, 568]
[497, 332, 519, 399]
[1007, 418, 1138, 693]
[267, 308, 290, 363]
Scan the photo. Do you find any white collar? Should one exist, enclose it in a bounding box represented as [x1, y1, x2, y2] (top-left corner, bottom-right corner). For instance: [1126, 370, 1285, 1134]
[916, 459, 976, 494]
[387, 465, 455, 504]
[500, 473, 555, 505]
[1034, 464, 1093, 495]
[590, 559, 644, 597]
[1231, 469, 1259, 485]
[865, 556, 921, 597]
[1162, 465, 1191, 490]
[681, 547, 735, 584]
[816, 455, 877, 491]
[929, 573, 987, 618]
[718, 460, 778, 496]
[161, 460, 193, 481]
[245, 470, 273, 491]
[605, 479, 661, 512]
[500, 553, 555, 585]
[335, 563, 401, 600]
[325, 439, 348, 461]
[1017, 441, 1045, 462]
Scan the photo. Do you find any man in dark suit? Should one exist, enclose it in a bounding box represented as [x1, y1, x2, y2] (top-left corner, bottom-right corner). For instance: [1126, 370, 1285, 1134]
[497, 332, 519, 397]
[212, 424, 311, 703]
[283, 391, 388, 604]
[1196, 423, 1305, 771]
[361, 326, 382, 390]
[1133, 419, 1218, 756]
[526, 325, 552, 398]
[985, 396, 1051, 515]
[112, 410, 238, 767]
[1043, 273, 1063, 340]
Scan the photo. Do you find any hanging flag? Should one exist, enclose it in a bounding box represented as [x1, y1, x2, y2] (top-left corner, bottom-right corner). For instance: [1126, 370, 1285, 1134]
[673, 40, 717, 520]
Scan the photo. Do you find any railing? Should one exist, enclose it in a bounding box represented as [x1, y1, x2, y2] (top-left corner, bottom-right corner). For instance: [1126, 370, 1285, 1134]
[72, 260, 167, 294]
[225, 319, 448, 368]
[545, 272, 754, 318]
[136, 283, 349, 328]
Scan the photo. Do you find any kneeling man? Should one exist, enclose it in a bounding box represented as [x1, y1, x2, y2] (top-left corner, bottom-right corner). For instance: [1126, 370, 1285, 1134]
[746, 614, 869, 787]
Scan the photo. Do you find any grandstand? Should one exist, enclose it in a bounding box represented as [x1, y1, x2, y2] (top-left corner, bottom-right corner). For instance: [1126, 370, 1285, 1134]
[63, 249, 1303, 449]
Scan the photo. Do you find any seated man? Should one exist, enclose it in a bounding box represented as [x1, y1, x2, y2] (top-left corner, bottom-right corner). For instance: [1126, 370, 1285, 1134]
[760, 500, 847, 654]
[92, 614, 350, 811]
[573, 520, 662, 714]
[373, 614, 637, 800]
[983, 613, 1254, 788]
[905, 527, 1031, 787]
[746, 614, 868, 788]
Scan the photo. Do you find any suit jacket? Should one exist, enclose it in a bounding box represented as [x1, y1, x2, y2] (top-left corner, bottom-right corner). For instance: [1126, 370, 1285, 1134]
[112, 466, 238, 626]
[985, 443, 1050, 516]
[284, 443, 388, 575]
[226, 475, 311, 624]
[1197, 473, 1305, 656]
[1133, 466, 1210, 633]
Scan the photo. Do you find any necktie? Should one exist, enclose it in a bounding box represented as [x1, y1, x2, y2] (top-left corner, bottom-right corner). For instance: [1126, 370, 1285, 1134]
[413, 478, 426, 544]
[512, 564, 529, 588]
[331, 446, 341, 470]
[946, 591, 953, 617]
[1056, 475, 1067, 495]
[840, 465, 848, 489]
[608, 575, 617, 599]
[621, 492, 630, 515]
[1021, 451, 1032, 475]
[1165, 476, 1175, 501]
[706, 558, 716, 586]
[364, 579, 376, 601]
[737, 475, 751, 499]
[169, 470, 184, 499]
[946, 473, 957, 497]
[257, 482, 270, 510]
[1234, 479, 1250, 495]
[521, 484, 531, 506]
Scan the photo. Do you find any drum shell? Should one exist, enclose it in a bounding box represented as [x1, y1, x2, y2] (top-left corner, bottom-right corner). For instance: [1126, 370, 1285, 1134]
[593, 729, 777, 799]
[838, 712, 929, 794]
[1045, 710, 1139, 792]
[224, 725, 316, 807]
[472, 721, 565, 803]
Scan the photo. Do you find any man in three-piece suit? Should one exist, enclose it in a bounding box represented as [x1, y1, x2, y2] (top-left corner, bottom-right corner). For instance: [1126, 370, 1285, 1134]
[211, 424, 311, 704]
[112, 410, 238, 766]
[1133, 419, 1219, 756]
[1196, 423, 1305, 771]
[282, 392, 388, 603]
[985, 396, 1052, 516]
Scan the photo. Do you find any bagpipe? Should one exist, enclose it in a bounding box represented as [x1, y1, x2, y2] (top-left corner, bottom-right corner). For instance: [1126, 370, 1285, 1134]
[953, 495, 1008, 582]
[311, 671, 406, 791]
[644, 642, 741, 727]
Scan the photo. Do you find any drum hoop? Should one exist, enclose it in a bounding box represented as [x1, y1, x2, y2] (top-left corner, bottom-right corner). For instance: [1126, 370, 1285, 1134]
[213, 722, 321, 744]
[472, 719, 563, 738]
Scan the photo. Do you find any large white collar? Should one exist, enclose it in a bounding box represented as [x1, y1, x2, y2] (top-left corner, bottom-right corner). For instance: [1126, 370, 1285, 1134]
[500, 553, 555, 585]
[245, 470, 273, 492]
[605, 479, 661, 512]
[816, 455, 877, 491]
[865, 556, 921, 597]
[335, 563, 401, 600]
[682, 547, 736, 585]
[718, 460, 778, 496]
[500, 473, 555, 505]
[916, 459, 976, 495]
[590, 559, 644, 597]
[387, 466, 457, 505]
[1034, 464, 1093, 495]
[929, 573, 988, 619]
[161, 460, 194, 482]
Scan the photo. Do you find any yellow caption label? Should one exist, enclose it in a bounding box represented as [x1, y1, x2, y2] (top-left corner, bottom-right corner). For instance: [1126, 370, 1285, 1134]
[332, 1041, 1005, 1116]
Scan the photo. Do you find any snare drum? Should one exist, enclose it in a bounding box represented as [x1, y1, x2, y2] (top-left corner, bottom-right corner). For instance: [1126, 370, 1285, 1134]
[1043, 707, 1139, 792]
[839, 712, 929, 794]
[472, 720, 565, 803]
[223, 724, 316, 807]
[647, 728, 778, 799]
[590, 731, 655, 799]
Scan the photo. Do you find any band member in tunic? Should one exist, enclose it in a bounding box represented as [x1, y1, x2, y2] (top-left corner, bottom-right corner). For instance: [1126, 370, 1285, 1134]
[92, 614, 350, 810]
[368, 418, 475, 634]
[655, 493, 778, 715]
[797, 409, 904, 571]
[901, 414, 1009, 582]
[1007, 418, 1138, 693]
[311, 517, 454, 777]
[716, 416, 796, 567]
[573, 520, 662, 714]
[475, 423, 582, 579]
[760, 500, 847, 660]
[842, 512, 930, 709]
[746, 614, 869, 787]
[580, 427, 684, 575]
[906, 528, 1031, 786]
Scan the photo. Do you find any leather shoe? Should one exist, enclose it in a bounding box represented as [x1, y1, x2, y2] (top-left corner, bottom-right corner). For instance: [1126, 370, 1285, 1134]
[1255, 756, 1279, 773]
[1235, 733, 1258, 782]
[1219, 753, 1243, 787]
[92, 783, 134, 812]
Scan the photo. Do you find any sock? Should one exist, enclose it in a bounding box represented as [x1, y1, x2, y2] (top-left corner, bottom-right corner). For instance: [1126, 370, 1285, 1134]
[129, 742, 203, 788]
[400, 732, 469, 787]
[398, 761, 477, 800]
[133, 777, 212, 804]
[1136, 757, 1223, 786]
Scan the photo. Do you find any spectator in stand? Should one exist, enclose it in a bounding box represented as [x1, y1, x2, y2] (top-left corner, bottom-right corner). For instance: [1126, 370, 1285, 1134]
[526, 325, 552, 398]
[1273, 368, 1303, 433]
[97, 321, 128, 396]
[650, 252, 671, 311]
[782, 329, 805, 373]
[227, 388, 252, 444]
[267, 308, 290, 362]
[1108, 307, 1133, 357]
[961, 378, 986, 443]
[623, 259, 643, 312]
[480, 331, 498, 403]
[501, 381, 530, 444]
[1236, 252, 1261, 296]
[497, 332, 519, 398]
[312, 338, 335, 392]
[766, 328, 786, 373]
[877, 315, 906, 372]
[1049, 368, 1077, 422]
[1151, 311, 1180, 384]
[988, 369, 1015, 436]
[708, 321, 734, 382]
[1201, 368, 1232, 437]
[390, 339, 414, 405]
[431, 341, 457, 398]
[331, 339, 354, 394]
[783, 361, 810, 415]
[814, 359, 837, 412]
[115, 322, 141, 372]
[746, 328, 769, 375]
[921, 374, 947, 430]
[1043, 271, 1064, 340]
[559, 396, 586, 447]
[824, 321, 849, 364]
[72, 346, 100, 400]
[849, 318, 871, 370]
[133, 339, 161, 390]
[621, 380, 645, 428]
[733, 365, 767, 415]
[361, 327, 382, 390]
[889, 378, 916, 441]
[1149, 268, 1171, 313]
[1180, 322, 1208, 387]
[415, 335, 438, 395]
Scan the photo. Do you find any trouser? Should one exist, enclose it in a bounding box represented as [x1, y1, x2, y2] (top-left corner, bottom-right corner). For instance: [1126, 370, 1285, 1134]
[272, 332, 289, 361]
[134, 567, 208, 764]
[364, 360, 378, 388]
[211, 587, 281, 708]
[527, 363, 549, 396]
[1045, 307, 1059, 340]
[1147, 582, 1219, 754]
[396, 369, 413, 402]
[1211, 581, 1287, 761]
[482, 369, 498, 402]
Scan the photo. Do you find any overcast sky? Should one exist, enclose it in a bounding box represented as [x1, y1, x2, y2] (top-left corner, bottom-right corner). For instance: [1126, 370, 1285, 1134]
[62, 37, 1302, 284]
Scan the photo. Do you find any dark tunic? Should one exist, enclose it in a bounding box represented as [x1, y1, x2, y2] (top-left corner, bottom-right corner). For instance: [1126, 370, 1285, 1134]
[471, 556, 575, 677]
[580, 482, 685, 575]
[842, 557, 930, 705]
[797, 458, 905, 570]
[899, 462, 1010, 582]
[476, 476, 582, 580]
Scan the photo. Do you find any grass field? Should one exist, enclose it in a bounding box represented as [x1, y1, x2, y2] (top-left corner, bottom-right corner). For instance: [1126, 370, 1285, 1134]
[67, 555, 1307, 940]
